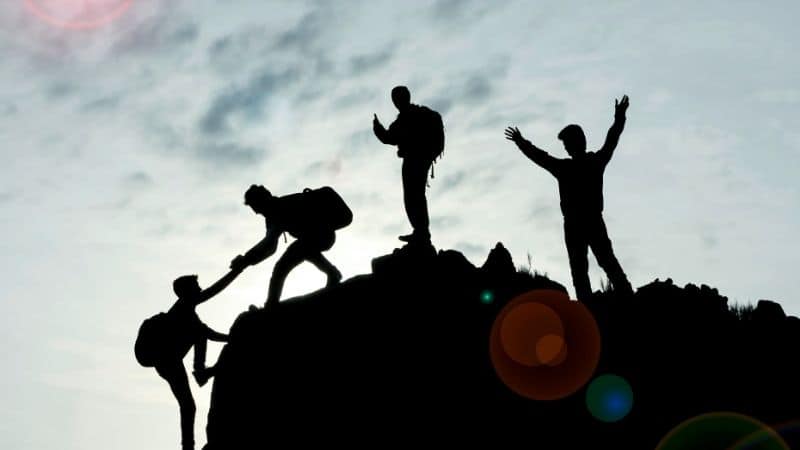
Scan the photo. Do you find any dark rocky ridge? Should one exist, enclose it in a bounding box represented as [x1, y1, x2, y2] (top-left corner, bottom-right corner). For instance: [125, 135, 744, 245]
[203, 243, 800, 449]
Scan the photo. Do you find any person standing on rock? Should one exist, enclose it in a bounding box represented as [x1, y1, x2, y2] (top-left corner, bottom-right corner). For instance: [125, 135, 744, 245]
[505, 95, 634, 300]
[373, 86, 445, 246]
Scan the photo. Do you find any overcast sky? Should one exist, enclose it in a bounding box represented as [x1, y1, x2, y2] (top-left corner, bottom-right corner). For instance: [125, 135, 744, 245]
[2, 0, 799, 448]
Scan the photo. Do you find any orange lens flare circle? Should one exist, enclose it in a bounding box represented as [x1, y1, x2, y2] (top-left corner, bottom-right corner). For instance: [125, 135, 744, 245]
[24, 0, 133, 30]
[499, 302, 565, 367]
[490, 289, 601, 401]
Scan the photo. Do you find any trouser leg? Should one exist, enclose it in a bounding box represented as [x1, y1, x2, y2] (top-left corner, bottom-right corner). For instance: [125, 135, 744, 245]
[266, 240, 306, 307]
[193, 338, 207, 372]
[157, 363, 196, 450]
[304, 232, 340, 285]
[307, 254, 341, 286]
[589, 216, 633, 294]
[401, 158, 432, 240]
[564, 219, 591, 301]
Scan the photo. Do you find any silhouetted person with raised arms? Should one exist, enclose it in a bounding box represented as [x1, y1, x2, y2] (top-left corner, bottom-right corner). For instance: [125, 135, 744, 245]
[505, 95, 634, 300]
[373, 85, 445, 245]
[232, 185, 349, 308]
[136, 269, 242, 450]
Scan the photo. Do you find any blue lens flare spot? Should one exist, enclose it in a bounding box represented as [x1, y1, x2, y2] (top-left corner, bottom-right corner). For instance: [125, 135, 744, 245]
[586, 374, 633, 423]
[480, 289, 495, 304]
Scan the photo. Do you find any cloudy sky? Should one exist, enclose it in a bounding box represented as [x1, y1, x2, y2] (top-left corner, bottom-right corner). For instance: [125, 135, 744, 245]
[2, 0, 799, 448]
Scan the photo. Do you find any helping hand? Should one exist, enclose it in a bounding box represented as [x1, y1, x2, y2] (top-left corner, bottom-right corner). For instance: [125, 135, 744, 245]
[230, 254, 247, 272]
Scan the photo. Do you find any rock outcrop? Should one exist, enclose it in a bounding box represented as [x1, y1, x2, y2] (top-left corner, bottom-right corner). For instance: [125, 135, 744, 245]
[203, 247, 800, 449]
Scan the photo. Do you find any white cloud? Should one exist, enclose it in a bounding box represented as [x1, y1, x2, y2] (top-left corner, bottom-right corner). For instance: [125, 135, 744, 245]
[2, 1, 800, 448]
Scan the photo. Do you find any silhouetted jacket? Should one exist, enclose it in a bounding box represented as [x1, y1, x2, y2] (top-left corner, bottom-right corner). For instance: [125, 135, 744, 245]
[375, 104, 443, 160]
[242, 220, 283, 266]
[167, 297, 216, 358]
[163, 271, 237, 359]
[522, 115, 625, 218]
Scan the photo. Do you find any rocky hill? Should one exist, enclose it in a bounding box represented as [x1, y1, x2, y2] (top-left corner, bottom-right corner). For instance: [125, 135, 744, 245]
[202, 243, 800, 449]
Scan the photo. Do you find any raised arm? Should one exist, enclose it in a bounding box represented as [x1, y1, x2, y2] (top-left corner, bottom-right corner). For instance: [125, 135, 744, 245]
[597, 95, 629, 165]
[373, 114, 398, 145]
[195, 267, 243, 305]
[504, 126, 560, 175]
[236, 223, 281, 268]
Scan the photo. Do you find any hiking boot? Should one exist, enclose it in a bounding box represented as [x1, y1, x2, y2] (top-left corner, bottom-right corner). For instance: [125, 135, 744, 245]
[398, 231, 431, 244]
[326, 269, 343, 288]
[263, 299, 279, 312]
[398, 233, 415, 242]
[616, 285, 635, 300]
[193, 368, 212, 387]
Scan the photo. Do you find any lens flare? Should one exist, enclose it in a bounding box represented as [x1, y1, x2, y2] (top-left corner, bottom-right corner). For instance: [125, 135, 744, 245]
[535, 333, 566, 366]
[489, 289, 601, 401]
[24, 0, 134, 30]
[585, 374, 633, 423]
[656, 412, 789, 450]
[499, 302, 564, 367]
[480, 289, 495, 305]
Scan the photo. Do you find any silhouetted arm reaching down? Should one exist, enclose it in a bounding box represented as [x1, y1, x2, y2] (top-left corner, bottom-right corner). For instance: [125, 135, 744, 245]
[505, 126, 560, 175]
[597, 95, 629, 165]
[237, 224, 282, 268]
[195, 268, 244, 305]
[373, 114, 398, 145]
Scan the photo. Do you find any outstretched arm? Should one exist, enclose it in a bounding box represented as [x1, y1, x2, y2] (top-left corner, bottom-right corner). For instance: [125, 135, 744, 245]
[195, 267, 243, 305]
[235, 225, 281, 269]
[204, 326, 228, 343]
[597, 95, 629, 165]
[373, 114, 398, 145]
[504, 126, 560, 175]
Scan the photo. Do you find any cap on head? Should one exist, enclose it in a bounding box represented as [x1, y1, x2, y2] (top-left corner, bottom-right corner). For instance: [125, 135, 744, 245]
[244, 184, 272, 209]
[173, 275, 199, 298]
[558, 124, 587, 156]
[391, 85, 411, 110]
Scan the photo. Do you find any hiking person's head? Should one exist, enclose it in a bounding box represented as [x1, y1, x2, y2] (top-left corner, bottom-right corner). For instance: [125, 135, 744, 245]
[391, 85, 411, 112]
[244, 184, 274, 216]
[173, 275, 201, 298]
[558, 124, 587, 157]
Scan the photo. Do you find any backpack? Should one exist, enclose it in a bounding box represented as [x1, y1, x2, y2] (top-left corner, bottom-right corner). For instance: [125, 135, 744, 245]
[415, 105, 445, 179]
[274, 186, 353, 238]
[134, 312, 172, 368]
[421, 106, 445, 162]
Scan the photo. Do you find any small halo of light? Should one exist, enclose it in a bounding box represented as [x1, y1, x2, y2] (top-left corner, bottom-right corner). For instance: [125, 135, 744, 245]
[585, 374, 633, 423]
[499, 302, 564, 367]
[25, 0, 134, 30]
[489, 289, 602, 401]
[535, 333, 567, 366]
[656, 412, 789, 450]
[480, 289, 495, 305]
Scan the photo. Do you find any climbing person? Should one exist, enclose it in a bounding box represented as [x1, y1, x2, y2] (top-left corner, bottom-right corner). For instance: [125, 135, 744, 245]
[135, 268, 243, 450]
[231, 185, 351, 308]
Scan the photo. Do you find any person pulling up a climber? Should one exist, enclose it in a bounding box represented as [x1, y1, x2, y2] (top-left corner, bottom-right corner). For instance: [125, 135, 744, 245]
[231, 185, 351, 309]
[373, 85, 445, 245]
